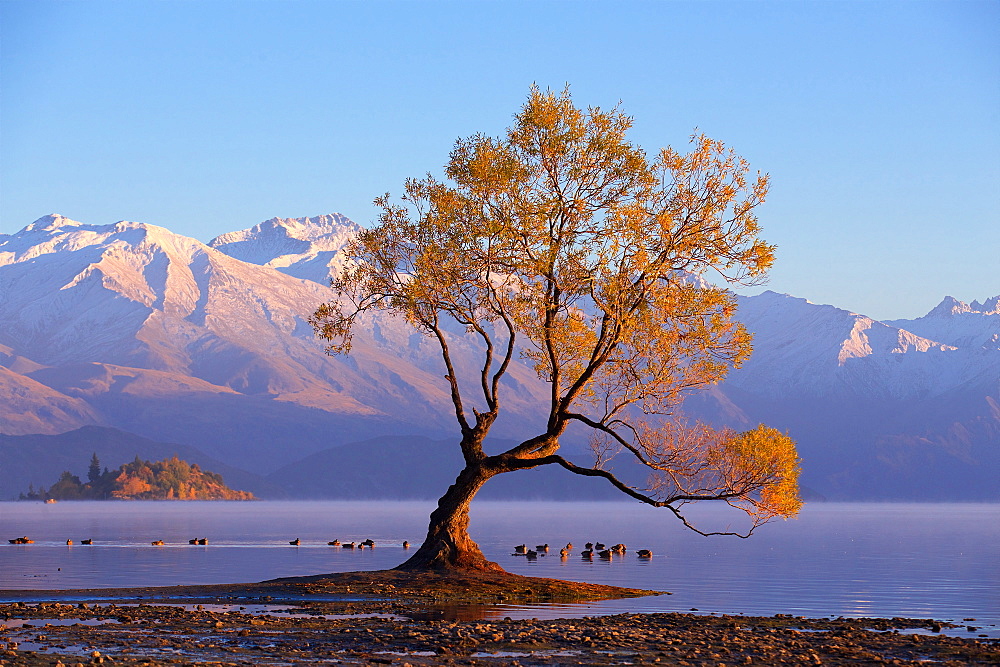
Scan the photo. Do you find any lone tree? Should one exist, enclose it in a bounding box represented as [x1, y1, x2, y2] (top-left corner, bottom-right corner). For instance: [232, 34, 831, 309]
[311, 87, 801, 572]
[88, 452, 102, 485]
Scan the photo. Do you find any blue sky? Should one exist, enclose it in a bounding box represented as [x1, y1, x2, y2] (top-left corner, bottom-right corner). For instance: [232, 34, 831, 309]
[2, 0, 997, 320]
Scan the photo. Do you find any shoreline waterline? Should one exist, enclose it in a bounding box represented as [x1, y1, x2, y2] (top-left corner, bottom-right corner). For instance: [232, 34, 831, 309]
[0, 571, 997, 666]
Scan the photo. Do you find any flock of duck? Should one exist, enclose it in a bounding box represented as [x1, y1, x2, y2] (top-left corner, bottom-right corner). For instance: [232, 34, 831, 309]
[291, 538, 384, 548]
[8, 536, 398, 548]
[9, 536, 653, 559]
[513, 542, 653, 560]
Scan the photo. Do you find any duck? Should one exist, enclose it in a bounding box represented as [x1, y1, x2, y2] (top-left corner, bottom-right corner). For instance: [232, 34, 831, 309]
[342, 541, 356, 549]
[598, 549, 612, 559]
[361, 539, 375, 547]
[595, 542, 606, 550]
[611, 543, 626, 554]
[535, 544, 549, 552]
[328, 539, 341, 546]
[81, 539, 93, 545]
[637, 549, 653, 558]
[525, 550, 538, 560]
[584, 542, 593, 549]
[151, 540, 165, 546]
[66, 539, 73, 545]
[514, 544, 527, 554]
[189, 539, 199, 545]
[402, 541, 410, 549]
[559, 547, 569, 557]
[289, 538, 301, 546]
[564, 542, 574, 550]
[197, 538, 208, 545]
[581, 549, 593, 559]
[8, 536, 33, 544]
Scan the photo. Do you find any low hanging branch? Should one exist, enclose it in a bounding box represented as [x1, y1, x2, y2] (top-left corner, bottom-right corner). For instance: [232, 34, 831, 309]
[311, 85, 801, 571]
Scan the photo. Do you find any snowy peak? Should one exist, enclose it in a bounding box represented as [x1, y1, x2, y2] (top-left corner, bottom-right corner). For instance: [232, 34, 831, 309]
[1, 217, 206, 269]
[0, 215, 337, 371]
[729, 291, 960, 398]
[927, 296, 975, 317]
[926, 295, 1000, 317]
[888, 294, 1000, 351]
[209, 213, 361, 285]
[209, 214, 359, 249]
[23, 214, 84, 232]
[970, 296, 1000, 314]
[838, 315, 954, 365]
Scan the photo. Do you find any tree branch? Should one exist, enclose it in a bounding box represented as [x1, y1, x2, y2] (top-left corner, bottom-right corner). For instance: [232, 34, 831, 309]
[534, 454, 758, 538]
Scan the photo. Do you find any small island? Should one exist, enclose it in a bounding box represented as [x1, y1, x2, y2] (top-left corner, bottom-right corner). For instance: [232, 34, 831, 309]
[20, 453, 254, 501]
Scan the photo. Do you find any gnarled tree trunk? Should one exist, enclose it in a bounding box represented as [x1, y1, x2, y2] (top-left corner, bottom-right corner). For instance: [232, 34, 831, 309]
[395, 460, 504, 572]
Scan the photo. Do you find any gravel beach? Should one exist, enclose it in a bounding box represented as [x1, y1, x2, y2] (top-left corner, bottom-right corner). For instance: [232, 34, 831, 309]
[1, 571, 997, 666]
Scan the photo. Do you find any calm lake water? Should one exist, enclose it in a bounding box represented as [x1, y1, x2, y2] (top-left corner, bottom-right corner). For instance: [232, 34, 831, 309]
[1, 501, 997, 634]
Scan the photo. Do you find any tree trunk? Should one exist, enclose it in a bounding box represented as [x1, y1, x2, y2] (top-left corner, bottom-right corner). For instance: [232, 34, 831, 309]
[395, 460, 504, 572]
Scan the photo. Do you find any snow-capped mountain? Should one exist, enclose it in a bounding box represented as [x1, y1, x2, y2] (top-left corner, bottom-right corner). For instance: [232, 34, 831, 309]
[709, 291, 1000, 499]
[0, 214, 548, 473]
[1, 214, 997, 500]
[887, 296, 1000, 351]
[208, 214, 360, 286]
[727, 291, 964, 400]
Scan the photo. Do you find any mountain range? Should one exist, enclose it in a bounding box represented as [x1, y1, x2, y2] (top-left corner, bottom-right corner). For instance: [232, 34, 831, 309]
[1, 214, 997, 501]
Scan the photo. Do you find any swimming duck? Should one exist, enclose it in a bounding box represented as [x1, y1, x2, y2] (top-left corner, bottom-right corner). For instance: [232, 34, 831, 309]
[328, 539, 341, 546]
[81, 539, 93, 545]
[514, 544, 526, 554]
[289, 538, 301, 546]
[151, 540, 165, 546]
[637, 549, 653, 558]
[402, 541, 410, 549]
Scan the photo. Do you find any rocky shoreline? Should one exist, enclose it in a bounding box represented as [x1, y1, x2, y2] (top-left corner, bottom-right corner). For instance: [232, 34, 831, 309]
[1, 571, 997, 666]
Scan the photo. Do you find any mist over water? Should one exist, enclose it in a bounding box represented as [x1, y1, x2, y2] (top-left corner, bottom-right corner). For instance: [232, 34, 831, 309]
[1, 501, 997, 633]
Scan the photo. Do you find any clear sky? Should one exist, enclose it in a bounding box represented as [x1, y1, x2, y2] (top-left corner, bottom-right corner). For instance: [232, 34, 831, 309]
[2, 0, 997, 320]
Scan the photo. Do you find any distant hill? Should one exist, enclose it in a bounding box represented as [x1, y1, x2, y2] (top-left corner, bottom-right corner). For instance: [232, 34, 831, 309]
[266, 435, 626, 500]
[0, 426, 284, 500]
[22, 454, 254, 501]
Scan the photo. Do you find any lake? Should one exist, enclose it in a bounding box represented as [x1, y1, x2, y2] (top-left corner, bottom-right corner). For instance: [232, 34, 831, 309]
[1, 501, 997, 635]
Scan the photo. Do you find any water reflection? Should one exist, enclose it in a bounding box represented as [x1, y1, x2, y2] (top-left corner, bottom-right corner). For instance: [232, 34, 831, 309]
[1, 500, 998, 632]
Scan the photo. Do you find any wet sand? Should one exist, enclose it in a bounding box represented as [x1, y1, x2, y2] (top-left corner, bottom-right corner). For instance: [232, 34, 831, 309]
[1, 570, 997, 665]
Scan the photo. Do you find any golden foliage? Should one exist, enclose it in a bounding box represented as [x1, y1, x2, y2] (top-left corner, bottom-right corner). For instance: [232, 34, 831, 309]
[112, 471, 152, 499]
[312, 86, 800, 532]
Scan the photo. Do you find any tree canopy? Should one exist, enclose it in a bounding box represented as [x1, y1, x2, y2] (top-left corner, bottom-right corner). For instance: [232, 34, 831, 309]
[312, 86, 800, 570]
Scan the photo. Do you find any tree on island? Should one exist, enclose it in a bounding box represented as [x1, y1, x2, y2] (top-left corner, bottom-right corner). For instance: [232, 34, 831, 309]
[311, 87, 801, 572]
[20, 455, 254, 501]
[88, 452, 102, 484]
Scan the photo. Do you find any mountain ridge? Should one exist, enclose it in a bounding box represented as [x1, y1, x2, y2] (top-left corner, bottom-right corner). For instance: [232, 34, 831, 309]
[2, 214, 996, 500]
